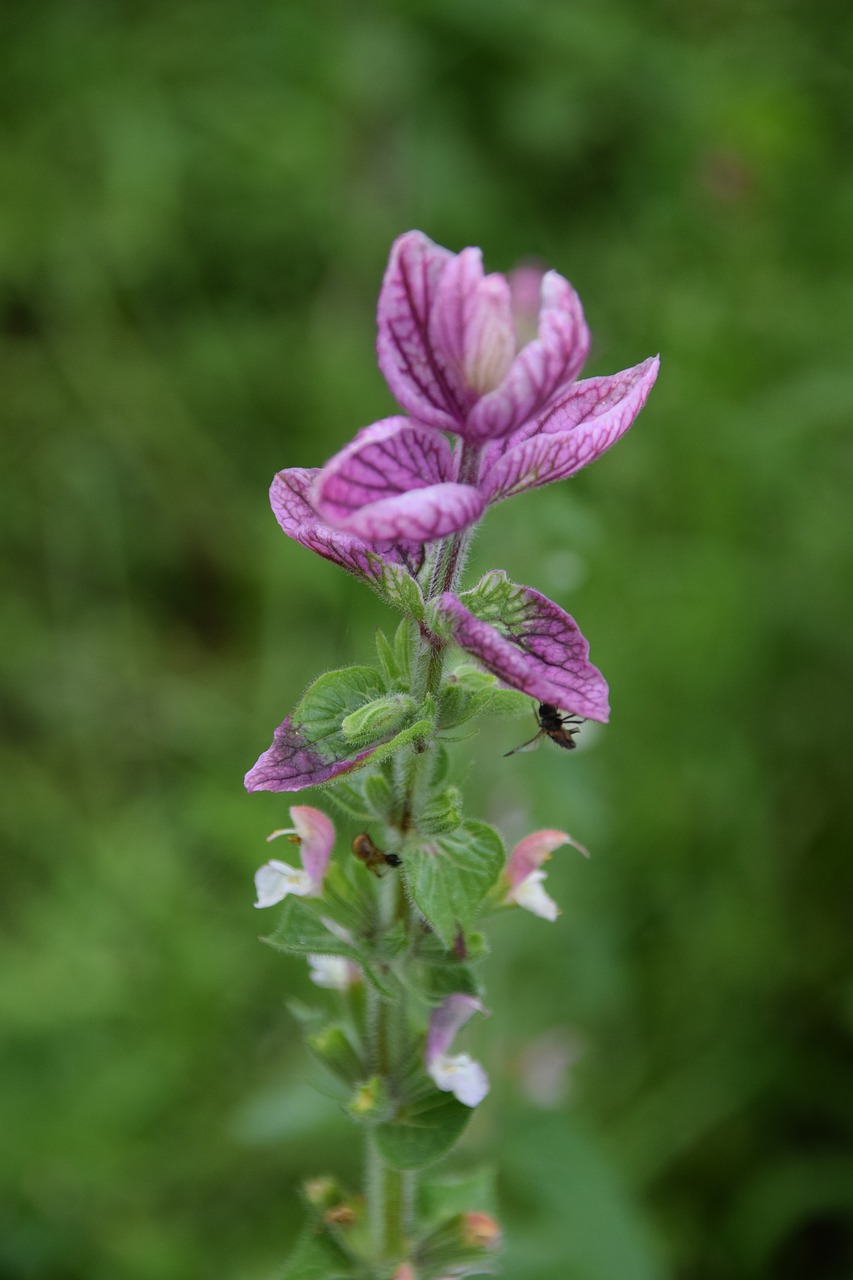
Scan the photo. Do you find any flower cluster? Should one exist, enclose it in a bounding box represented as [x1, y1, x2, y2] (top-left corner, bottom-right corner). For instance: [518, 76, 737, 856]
[247, 232, 657, 794]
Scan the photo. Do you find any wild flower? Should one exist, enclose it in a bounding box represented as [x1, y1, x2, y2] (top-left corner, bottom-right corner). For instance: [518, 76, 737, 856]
[425, 995, 490, 1108]
[252, 805, 334, 906]
[243, 230, 658, 1277]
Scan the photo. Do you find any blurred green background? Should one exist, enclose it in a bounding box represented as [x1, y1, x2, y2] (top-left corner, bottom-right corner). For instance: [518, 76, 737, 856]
[3, 0, 852, 1277]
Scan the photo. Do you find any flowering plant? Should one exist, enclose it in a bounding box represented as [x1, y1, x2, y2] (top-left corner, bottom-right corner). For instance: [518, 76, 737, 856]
[245, 231, 658, 1278]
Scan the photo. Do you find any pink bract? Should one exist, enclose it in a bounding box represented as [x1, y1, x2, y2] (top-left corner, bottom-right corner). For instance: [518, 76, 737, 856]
[435, 584, 610, 722]
[270, 467, 425, 579]
[244, 715, 382, 793]
[310, 417, 485, 544]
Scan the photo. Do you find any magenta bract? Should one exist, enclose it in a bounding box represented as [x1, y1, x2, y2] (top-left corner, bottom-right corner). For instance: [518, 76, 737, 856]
[270, 467, 425, 580]
[436, 584, 610, 722]
[310, 418, 485, 544]
[244, 715, 381, 793]
[481, 356, 660, 503]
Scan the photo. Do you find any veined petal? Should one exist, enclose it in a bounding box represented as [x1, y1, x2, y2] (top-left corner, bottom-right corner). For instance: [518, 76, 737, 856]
[506, 829, 572, 887]
[481, 356, 660, 501]
[312, 418, 484, 542]
[435, 586, 610, 723]
[245, 715, 384, 793]
[270, 469, 425, 578]
[467, 272, 591, 443]
[426, 994, 487, 1063]
[376, 231, 466, 431]
[325, 484, 485, 544]
[428, 1052, 490, 1108]
[313, 418, 455, 518]
[254, 859, 314, 908]
[288, 805, 335, 885]
[430, 247, 516, 396]
[508, 869, 559, 921]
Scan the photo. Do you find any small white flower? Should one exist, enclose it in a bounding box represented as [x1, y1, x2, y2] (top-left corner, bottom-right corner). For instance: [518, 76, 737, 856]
[307, 954, 358, 991]
[510, 868, 559, 921]
[254, 860, 315, 908]
[428, 1051, 490, 1108]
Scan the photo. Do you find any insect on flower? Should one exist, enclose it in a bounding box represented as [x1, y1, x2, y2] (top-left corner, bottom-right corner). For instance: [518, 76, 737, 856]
[504, 703, 583, 757]
[352, 832, 403, 876]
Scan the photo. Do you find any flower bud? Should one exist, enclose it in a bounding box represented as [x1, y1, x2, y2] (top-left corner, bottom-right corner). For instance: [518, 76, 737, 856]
[340, 694, 416, 744]
[306, 1025, 364, 1086]
[345, 1074, 395, 1125]
[460, 1211, 502, 1250]
[303, 1176, 340, 1209]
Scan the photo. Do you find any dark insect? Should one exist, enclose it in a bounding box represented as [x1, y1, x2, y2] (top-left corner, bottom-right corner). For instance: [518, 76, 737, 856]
[504, 703, 583, 757]
[352, 832, 403, 876]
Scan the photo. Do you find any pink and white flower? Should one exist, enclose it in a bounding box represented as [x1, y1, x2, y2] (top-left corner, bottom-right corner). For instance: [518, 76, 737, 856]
[426, 995, 490, 1107]
[503, 829, 590, 921]
[253, 806, 335, 907]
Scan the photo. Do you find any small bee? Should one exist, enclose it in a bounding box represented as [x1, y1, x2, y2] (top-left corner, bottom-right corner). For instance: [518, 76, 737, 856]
[352, 832, 403, 876]
[504, 703, 583, 756]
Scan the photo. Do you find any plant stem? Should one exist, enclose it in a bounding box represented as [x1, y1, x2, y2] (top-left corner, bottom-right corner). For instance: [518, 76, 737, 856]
[363, 469, 485, 1272]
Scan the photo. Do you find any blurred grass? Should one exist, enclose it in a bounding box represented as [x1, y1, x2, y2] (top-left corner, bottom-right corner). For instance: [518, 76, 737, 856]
[2, 0, 852, 1277]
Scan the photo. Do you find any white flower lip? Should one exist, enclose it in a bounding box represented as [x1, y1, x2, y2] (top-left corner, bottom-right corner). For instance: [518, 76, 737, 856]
[428, 1052, 490, 1108]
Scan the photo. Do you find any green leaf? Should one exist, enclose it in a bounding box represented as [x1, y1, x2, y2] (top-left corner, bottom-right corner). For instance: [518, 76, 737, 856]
[405, 821, 505, 948]
[456, 568, 526, 629]
[393, 618, 416, 682]
[366, 554, 426, 619]
[374, 627, 402, 687]
[418, 786, 463, 836]
[362, 772, 394, 821]
[438, 663, 532, 727]
[375, 1091, 472, 1170]
[262, 896, 399, 999]
[420, 1165, 499, 1223]
[278, 1223, 359, 1280]
[290, 659, 433, 788]
[297, 666, 385, 740]
[485, 687, 532, 716]
[306, 1025, 365, 1086]
[409, 960, 480, 1003]
[327, 782, 372, 822]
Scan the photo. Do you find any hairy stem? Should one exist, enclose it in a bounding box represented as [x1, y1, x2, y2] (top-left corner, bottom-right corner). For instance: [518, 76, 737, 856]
[363, 458, 484, 1270]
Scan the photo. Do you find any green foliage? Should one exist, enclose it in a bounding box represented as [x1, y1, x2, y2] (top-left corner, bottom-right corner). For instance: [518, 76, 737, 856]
[262, 888, 400, 999]
[307, 1027, 365, 1089]
[405, 821, 506, 948]
[298, 666, 385, 742]
[376, 1093, 473, 1172]
[420, 1166, 498, 1224]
